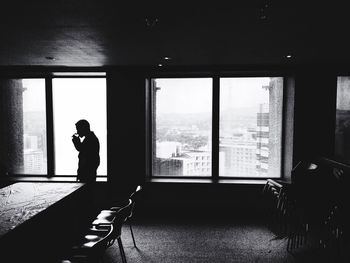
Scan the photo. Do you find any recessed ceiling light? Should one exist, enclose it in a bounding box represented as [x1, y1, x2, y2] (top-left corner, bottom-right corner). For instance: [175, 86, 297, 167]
[163, 56, 171, 60]
[145, 17, 159, 27]
[286, 54, 292, 58]
[158, 63, 163, 67]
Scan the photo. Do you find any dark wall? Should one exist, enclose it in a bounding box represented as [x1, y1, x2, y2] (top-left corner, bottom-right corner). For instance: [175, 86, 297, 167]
[106, 69, 147, 201]
[293, 69, 337, 165]
[138, 182, 266, 218]
[0, 79, 24, 176]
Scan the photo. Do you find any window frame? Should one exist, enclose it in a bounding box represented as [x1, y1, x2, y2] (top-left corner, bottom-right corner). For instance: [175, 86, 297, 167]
[1, 71, 107, 179]
[147, 71, 287, 181]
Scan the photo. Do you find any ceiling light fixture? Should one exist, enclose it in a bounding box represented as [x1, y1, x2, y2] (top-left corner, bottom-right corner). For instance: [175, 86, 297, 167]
[163, 56, 171, 60]
[158, 63, 163, 67]
[286, 54, 292, 58]
[145, 17, 159, 27]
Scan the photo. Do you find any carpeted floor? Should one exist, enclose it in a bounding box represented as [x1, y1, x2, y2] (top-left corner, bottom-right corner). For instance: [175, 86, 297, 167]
[100, 209, 329, 263]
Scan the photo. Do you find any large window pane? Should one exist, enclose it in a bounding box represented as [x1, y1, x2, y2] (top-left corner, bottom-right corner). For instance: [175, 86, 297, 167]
[152, 78, 212, 177]
[219, 77, 283, 177]
[0, 79, 47, 175]
[53, 78, 107, 176]
[335, 76, 350, 163]
[23, 79, 47, 174]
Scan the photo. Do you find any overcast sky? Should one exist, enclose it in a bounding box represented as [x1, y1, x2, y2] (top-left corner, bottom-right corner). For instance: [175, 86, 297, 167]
[155, 77, 271, 114]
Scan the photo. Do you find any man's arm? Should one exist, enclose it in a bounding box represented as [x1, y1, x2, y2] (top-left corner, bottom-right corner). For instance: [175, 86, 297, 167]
[72, 136, 82, 151]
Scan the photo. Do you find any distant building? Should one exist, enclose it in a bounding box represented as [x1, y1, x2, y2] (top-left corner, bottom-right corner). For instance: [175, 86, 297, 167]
[256, 103, 269, 175]
[156, 141, 182, 158]
[154, 140, 211, 176]
[24, 134, 38, 150]
[256, 77, 283, 177]
[24, 149, 44, 174]
[220, 135, 256, 177]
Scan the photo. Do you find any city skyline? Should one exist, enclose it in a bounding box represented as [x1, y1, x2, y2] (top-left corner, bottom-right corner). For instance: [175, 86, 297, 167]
[153, 77, 282, 178]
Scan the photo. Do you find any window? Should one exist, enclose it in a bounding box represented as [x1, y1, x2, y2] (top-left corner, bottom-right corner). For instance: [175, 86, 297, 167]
[151, 76, 284, 179]
[220, 77, 283, 178]
[152, 78, 212, 177]
[53, 78, 107, 176]
[22, 79, 47, 174]
[335, 76, 350, 163]
[0, 74, 107, 178]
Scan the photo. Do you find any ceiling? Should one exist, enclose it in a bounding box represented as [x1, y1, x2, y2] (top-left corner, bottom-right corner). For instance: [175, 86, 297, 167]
[1, 1, 350, 67]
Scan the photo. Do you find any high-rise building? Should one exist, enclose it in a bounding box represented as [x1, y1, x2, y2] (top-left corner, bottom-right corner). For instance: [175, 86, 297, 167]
[220, 134, 257, 177]
[256, 78, 283, 177]
[24, 149, 44, 174]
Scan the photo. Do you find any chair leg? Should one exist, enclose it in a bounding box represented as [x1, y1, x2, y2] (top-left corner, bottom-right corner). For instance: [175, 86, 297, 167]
[129, 221, 137, 248]
[117, 237, 127, 263]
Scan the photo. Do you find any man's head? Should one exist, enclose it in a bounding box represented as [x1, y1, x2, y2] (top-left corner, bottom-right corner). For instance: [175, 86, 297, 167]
[75, 119, 90, 137]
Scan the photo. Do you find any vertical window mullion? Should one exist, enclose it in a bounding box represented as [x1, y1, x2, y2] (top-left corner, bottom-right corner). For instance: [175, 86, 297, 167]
[146, 78, 152, 179]
[212, 75, 220, 181]
[45, 77, 54, 177]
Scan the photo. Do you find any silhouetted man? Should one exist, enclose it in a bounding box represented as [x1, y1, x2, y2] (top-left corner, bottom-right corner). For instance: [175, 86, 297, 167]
[72, 119, 100, 183]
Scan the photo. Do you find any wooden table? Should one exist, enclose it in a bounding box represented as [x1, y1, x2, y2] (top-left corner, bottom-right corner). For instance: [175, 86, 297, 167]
[0, 182, 89, 262]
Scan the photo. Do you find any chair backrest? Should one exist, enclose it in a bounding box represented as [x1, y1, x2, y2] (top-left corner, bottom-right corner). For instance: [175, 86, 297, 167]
[92, 224, 114, 254]
[112, 199, 133, 238]
[129, 185, 142, 217]
[81, 224, 113, 263]
[130, 185, 142, 201]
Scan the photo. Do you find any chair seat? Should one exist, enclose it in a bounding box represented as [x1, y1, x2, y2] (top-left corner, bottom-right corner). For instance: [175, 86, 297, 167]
[72, 229, 110, 250]
[96, 210, 116, 219]
[59, 223, 113, 263]
[92, 217, 114, 225]
[59, 258, 88, 263]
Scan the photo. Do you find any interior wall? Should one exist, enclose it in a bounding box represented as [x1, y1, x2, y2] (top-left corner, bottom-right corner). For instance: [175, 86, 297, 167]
[0, 79, 24, 177]
[106, 69, 147, 202]
[292, 69, 337, 166]
[282, 77, 295, 181]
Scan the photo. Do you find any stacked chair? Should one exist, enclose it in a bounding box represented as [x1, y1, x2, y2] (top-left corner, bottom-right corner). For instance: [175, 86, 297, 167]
[262, 179, 292, 237]
[279, 158, 350, 262]
[92, 185, 142, 248]
[59, 199, 133, 263]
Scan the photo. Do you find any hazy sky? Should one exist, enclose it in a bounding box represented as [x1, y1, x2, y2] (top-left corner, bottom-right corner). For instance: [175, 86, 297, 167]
[156, 78, 212, 114]
[220, 77, 270, 110]
[23, 79, 46, 111]
[155, 77, 271, 114]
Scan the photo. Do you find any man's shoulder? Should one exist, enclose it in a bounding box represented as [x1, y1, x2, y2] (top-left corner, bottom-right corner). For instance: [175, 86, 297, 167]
[88, 131, 99, 141]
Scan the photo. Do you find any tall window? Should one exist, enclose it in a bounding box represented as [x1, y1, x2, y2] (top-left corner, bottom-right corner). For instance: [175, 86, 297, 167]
[152, 78, 212, 177]
[151, 76, 283, 179]
[53, 78, 107, 176]
[22, 79, 47, 174]
[335, 76, 350, 163]
[220, 77, 283, 178]
[0, 74, 107, 178]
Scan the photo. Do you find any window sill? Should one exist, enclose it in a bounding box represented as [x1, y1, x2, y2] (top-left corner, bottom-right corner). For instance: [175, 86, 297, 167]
[1, 176, 107, 183]
[146, 178, 267, 185]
